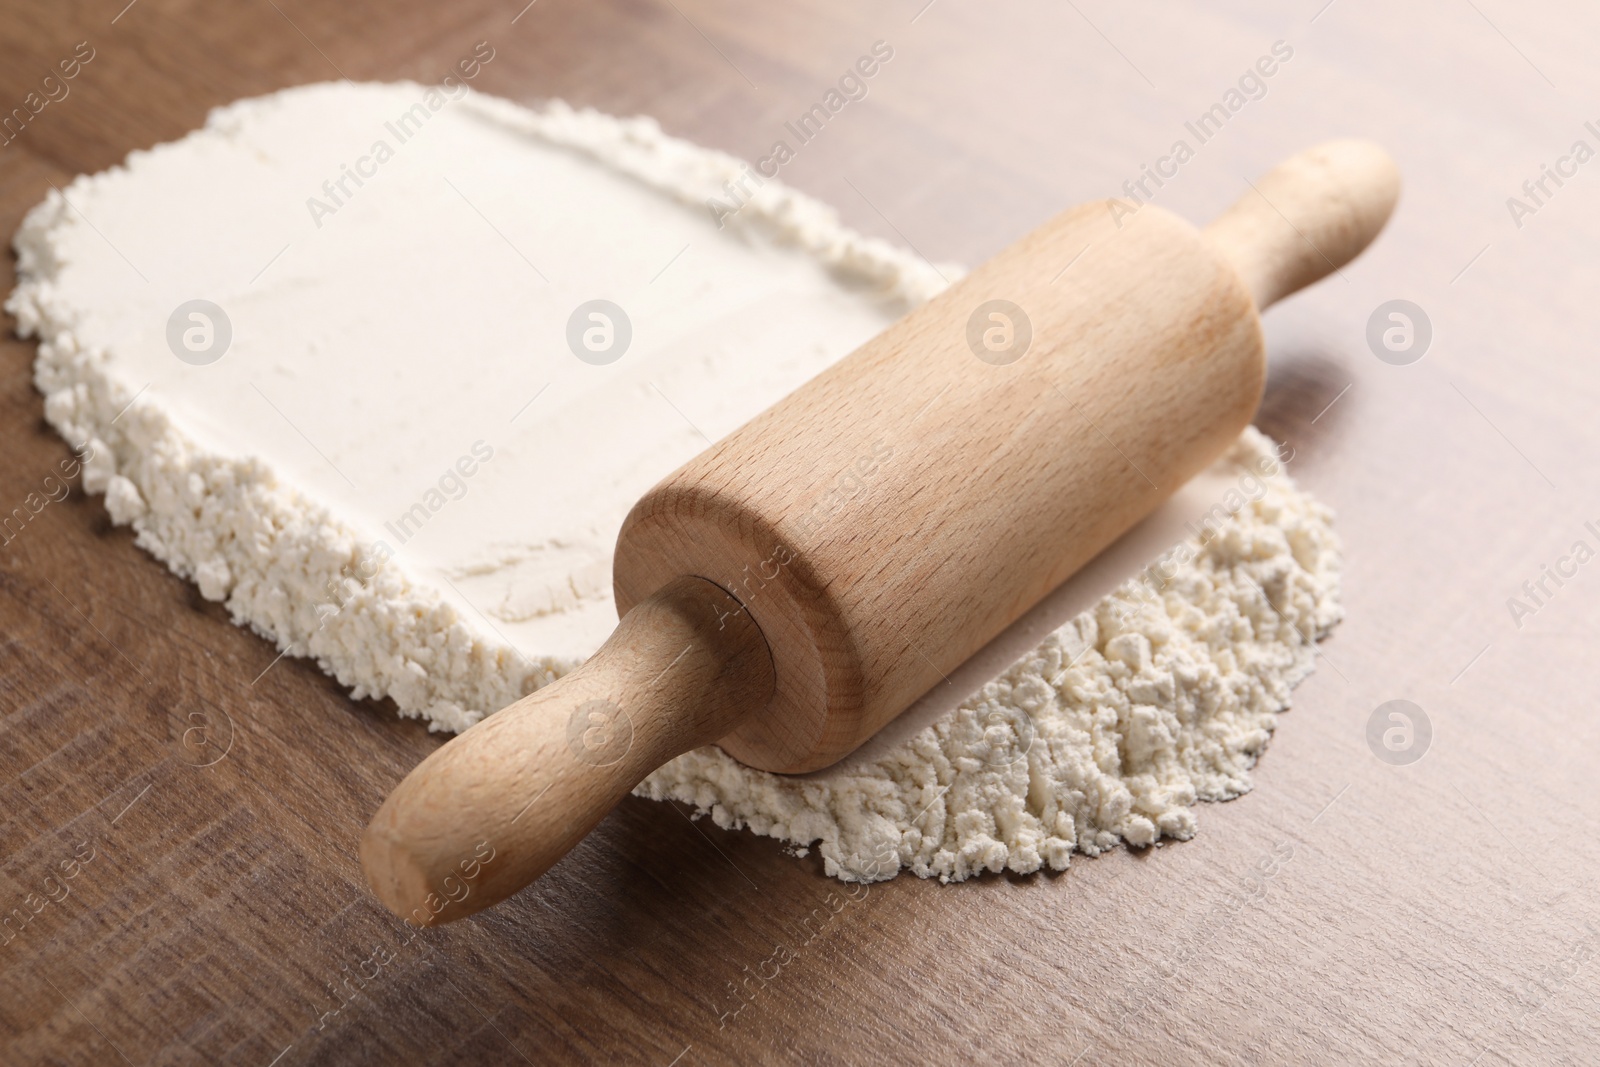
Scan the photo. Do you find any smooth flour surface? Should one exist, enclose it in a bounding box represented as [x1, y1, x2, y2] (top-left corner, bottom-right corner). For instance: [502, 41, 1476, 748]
[9, 81, 944, 731]
[8, 81, 1342, 882]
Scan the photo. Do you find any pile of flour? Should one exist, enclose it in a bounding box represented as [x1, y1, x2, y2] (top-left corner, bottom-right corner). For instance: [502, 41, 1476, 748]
[643, 427, 1342, 881]
[7, 82, 1341, 883]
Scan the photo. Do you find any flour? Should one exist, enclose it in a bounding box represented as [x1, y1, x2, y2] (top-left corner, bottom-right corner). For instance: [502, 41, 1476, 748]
[7, 82, 1341, 883]
[8, 81, 945, 732]
[640, 428, 1342, 881]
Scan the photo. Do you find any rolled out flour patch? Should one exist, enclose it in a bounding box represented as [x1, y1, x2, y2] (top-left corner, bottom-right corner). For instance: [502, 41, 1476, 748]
[8, 81, 1341, 883]
[9, 81, 944, 732]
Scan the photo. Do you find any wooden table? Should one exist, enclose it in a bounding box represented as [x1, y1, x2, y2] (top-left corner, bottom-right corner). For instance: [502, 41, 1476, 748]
[4, 1, 1599, 1062]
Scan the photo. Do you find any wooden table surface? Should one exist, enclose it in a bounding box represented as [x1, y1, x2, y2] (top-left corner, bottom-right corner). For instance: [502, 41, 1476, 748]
[4, 1, 1600, 1063]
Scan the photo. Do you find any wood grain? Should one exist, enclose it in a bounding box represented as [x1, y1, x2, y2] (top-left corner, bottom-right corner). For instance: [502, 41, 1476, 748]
[3, 1, 1600, 1065]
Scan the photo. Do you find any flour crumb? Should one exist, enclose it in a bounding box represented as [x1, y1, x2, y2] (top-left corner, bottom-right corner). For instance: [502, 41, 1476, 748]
[195, 557, 233, 602]
[104, 475, 145, 524]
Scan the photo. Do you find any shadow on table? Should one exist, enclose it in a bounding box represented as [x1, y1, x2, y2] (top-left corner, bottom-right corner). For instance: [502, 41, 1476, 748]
[1253, 347, 1357, 464]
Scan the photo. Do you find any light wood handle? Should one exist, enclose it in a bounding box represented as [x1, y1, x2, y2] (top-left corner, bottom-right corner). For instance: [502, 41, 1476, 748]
[360, 577, 774, 924]
[1203, 139, 1400, 309]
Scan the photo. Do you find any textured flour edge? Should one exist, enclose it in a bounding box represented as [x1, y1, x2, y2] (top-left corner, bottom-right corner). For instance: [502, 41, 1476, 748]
[636, 427, 1343, 884]
[4, 80, 950, 734]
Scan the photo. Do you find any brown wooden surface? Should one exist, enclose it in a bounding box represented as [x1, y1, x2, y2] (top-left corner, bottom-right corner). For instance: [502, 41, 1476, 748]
[3, 1, 1599, 1063]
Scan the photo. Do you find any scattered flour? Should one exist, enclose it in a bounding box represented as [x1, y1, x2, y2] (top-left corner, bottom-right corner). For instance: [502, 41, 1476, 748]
[640, 427, 1342, 881]
[6, 82, 1341, 883]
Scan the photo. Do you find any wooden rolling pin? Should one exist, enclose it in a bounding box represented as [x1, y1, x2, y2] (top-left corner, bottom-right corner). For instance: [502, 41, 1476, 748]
[363, 141, 1399, 924]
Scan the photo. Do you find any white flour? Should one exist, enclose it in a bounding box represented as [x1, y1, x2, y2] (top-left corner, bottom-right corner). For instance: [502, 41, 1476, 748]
[7, 82, 1341, 883]
[8, 81, 943, 732]
[642, 428, 1342, 881]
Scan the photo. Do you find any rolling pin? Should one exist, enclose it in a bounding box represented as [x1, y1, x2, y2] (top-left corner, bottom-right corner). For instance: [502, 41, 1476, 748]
[362, 140, 1399, 924]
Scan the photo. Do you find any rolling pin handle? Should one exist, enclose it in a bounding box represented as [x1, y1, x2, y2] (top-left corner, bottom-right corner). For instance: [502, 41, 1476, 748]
[1203, 139, 1400, 310]
[360, 576, 775, 924]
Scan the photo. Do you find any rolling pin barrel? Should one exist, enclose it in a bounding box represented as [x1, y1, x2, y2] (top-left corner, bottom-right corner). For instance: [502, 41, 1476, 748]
[363, 140, 1399, 924]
